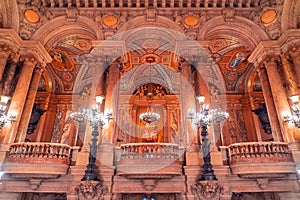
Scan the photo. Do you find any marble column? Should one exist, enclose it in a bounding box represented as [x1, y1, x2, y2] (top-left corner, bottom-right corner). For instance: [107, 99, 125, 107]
[180, 60, 196, 146]
[263, 56, 294, 142]
[104, 61, 120, 144]
[280, 54, 298, 97]
[256, 65, 283, 142]
[195, 69, 209, 97]
[1, 56, 36, 144]
[0, 45, 10, 81]
[1, 55, 19, 96]
[15, 65, 45, 142]
[289, 47, 300, 89]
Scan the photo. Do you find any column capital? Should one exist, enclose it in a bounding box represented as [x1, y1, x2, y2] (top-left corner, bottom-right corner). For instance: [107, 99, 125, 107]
[263, 55, 281, 67]
[0, 42, 18, 59]
[35, 63, 46, 74]
[248, 41, 281, 66]
[20, 54, 38, 67]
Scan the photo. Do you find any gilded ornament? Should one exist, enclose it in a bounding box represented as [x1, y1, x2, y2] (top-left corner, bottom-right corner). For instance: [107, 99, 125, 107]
[261, 9, 277, 24]
[24, 9, 40, 23]
[102, 15, 118, 26]
[183, 15, 199, 27]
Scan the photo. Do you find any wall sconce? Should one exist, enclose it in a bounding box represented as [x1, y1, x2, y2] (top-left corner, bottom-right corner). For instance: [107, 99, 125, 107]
[0, 95, 16, 129]
[284, 94, 300, 128]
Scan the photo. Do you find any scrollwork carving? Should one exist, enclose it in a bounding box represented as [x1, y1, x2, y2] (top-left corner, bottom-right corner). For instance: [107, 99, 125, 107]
[191, 181, 222, 200]
[75, 181, 108, 200]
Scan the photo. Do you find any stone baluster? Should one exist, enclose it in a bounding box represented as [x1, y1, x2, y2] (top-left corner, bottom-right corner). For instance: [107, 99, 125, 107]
[255, 65, 283, 142]
[15, 64, 45, 142]
[0, 55, 37, 144]
[170, 0, 174, 7]
[263, 56, 294, 142]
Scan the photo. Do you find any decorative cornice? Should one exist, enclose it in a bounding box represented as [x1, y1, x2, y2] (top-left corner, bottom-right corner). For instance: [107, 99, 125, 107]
[247, 41, 281, 67]
[248, 29, 300, 67]
[0, 29, 52, 64]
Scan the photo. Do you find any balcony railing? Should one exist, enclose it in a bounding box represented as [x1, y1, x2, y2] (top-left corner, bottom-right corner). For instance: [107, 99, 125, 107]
[227, 142, 295, 178]
[4, 142, 72, 178]
[117, 143, 183, 178]
[120, 143, 180, 159]
[8, 142, 71, 164]
[228, 142, 292, 164]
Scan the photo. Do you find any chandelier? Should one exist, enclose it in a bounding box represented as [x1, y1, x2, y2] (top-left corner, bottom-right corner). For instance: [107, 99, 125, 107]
[139, 56, 160, 124]
[139, 111, 160, 124]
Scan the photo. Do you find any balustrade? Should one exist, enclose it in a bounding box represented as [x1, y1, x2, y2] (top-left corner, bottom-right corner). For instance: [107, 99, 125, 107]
[42, 0, 259, 8]
[120, 143, 180, 160]
[8, 142, 71, 164]
[228, 142, 292, 164]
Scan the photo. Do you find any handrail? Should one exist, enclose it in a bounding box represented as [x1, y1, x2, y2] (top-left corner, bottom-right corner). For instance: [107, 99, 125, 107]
[8, 142, 71, 164]
[227, 142, 292, 164]
[120, 143, 180, 159]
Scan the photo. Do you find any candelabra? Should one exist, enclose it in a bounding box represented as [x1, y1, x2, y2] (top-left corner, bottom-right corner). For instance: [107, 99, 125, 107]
[188, 96, 228, 180]
[284, 94, 300, 128]
[189, 96, 228, 200]
[0, 95, 16, 129]
[72, 95, 112, 200]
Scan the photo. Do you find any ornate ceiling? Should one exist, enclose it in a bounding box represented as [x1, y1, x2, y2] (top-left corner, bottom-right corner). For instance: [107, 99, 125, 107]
[0, 0, 298, 94]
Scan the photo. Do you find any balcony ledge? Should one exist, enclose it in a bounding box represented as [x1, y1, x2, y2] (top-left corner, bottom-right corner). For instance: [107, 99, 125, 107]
[3, 162, 69, 179]
[230, 162, 296, 178]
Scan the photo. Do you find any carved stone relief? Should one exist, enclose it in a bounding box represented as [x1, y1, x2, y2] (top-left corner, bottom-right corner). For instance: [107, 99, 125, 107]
[121, 193, 182, 200]
[223, 106, 248, 145]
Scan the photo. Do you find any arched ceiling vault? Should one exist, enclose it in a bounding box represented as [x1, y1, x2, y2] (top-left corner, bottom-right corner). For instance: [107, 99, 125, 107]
[0, 0, 297, 95]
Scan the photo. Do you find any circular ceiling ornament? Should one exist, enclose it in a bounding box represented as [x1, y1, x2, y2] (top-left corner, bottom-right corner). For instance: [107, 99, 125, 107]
[24, 9, 40, 23]
[102, 15, 118, 26]
[261, 9, 277, 24]
[141, 54, 160, 64]
[183, 15, 199, 27]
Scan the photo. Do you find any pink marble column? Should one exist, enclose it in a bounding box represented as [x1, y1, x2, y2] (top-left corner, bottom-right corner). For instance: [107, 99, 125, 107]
[280, 54, 298, 97]
[289, 47, 300, 88]
[256, 65, 283, 142]
[180, 60, 196, 145]
[104, 61, 120, 143]
[15, 65, 45, 142]
[264, 57, 294, 142]
[0, 46, 10, 82]
[1, 56, 36, 144]
[2, 54, 20, 95]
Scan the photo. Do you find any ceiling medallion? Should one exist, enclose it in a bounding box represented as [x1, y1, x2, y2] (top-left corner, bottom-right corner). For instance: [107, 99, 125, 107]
[24, 9, 40, 23]
[261, 9, 277, 24]
[102, 15, 118, 26]
[142, 54, 160, 64]
[183, 15, 199, 27]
